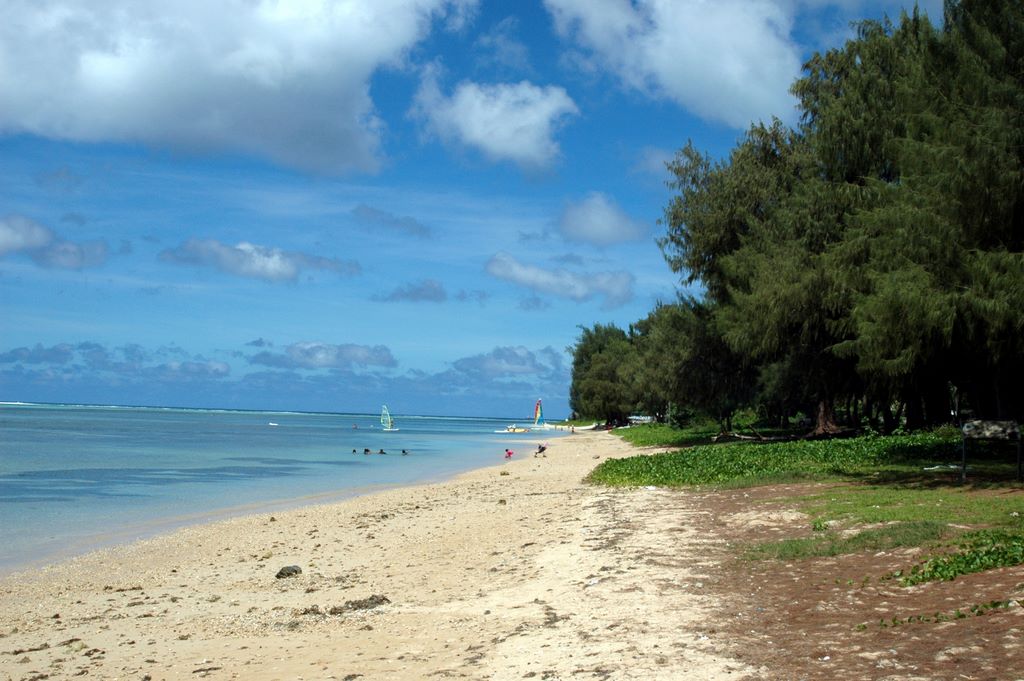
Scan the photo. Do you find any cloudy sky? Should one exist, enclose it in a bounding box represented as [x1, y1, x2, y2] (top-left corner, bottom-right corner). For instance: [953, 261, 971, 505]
[1, 0, 939, 417]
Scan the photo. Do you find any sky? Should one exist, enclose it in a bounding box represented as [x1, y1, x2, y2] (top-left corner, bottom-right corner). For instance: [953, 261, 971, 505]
[0, 0, 941, 418]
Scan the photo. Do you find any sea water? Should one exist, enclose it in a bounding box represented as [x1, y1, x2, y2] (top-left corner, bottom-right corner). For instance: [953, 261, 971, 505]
[0, 403, 556, 574]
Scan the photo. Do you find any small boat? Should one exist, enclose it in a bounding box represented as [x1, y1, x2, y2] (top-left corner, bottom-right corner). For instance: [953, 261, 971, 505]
[496, 400, 546, 433]
[531, 399, 545, 430]
[494, 424, 530, 433]
[380, 405, 399, 432]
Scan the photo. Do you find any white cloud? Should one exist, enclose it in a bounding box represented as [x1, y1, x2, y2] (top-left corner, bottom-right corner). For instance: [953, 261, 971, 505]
[0, 0, 477, 173]
[632, 145, 673, 177]
[559, 192, 647, 245]
[412, 66, 579, 169]
[160, 238, 360, 282]
[453, 346, 548, 378]
[152, 360, 231, 381]
[376, 279, 447, 302]
[0, 214, 109, 269]
[351, 204, 431, 238]
[474, 16, 532, 74]
[544, 0, 801, 127]
[32, 239, 110, 270]
[251, 341, 397, 369]
[486, 252, 633, 308]
[0, 216, 53, 255]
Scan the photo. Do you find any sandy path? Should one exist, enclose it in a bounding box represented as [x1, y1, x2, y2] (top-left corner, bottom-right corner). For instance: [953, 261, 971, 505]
[0, 430, 754, 680]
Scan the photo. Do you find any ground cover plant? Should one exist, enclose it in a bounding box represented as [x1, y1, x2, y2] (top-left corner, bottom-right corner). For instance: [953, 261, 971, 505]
[886, 530, 1024, 586]
[590, 430, 960, 487]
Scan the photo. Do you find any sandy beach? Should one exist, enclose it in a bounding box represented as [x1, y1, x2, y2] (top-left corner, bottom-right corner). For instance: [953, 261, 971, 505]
[0, 430, 752, 680]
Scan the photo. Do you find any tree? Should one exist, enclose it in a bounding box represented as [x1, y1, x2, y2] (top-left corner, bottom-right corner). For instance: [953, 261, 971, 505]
[568, 323, 634, 423]
[832, 0, 1024, 421]
[661, 122, 856, 434]
[638, 0, 1024, 434]
[624, 303, 687, 422]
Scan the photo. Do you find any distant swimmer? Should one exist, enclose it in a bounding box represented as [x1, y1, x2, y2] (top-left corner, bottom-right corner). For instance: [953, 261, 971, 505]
[378, 448, 387, 455]
[363, 448, 371, 455]
[401, 449, 409, 456]
[352, 448, 357, 454]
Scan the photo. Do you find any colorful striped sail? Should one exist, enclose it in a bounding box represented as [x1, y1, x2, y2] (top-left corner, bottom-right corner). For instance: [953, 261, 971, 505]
[533, 399, 543, 426]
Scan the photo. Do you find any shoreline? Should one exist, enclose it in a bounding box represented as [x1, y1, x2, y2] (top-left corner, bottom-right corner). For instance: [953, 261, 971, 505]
[0, 480, 409, 579]
[0, 449, 526, 579]
[0, 430, 750, 680]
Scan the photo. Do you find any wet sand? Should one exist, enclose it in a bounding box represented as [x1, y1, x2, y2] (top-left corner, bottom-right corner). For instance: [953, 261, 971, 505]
[0, 430, 753, 680]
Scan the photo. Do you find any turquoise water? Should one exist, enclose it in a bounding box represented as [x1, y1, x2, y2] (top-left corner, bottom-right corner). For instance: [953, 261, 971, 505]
[0, 403, 557, 574]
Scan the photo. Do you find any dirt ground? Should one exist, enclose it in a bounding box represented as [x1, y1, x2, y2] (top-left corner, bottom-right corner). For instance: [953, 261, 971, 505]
[686, 483, 1024, 681]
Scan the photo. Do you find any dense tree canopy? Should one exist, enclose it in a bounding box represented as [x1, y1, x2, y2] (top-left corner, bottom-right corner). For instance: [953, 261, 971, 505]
[569, 0, 1023, 431]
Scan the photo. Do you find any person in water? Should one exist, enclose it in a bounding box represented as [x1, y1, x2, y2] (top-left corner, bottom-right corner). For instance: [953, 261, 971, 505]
[378, 448, 386, 454]
[363, 448, 371, 455]
[504, 448, 514, 459]
[401, 449, 409, 456]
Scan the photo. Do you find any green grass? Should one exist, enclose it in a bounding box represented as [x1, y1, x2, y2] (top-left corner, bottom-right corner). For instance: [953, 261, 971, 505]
[796, 485, 1024, 528]
[615, 422, 720, 448]
[614, 416, 805, 449]
[744, 521, 951, 561]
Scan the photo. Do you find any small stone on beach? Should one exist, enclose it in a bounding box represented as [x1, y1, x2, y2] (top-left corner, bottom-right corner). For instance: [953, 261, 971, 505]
[275, 565, 302, 579]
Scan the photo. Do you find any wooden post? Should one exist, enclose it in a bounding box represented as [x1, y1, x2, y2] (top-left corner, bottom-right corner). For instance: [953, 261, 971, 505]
[1017, 438, 1022, 483]
[961, 436, 968, 484]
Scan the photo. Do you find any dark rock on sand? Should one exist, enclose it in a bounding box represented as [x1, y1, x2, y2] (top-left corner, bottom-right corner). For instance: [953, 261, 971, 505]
[342, 594, 390, 611]
[275, 565, 302, 579]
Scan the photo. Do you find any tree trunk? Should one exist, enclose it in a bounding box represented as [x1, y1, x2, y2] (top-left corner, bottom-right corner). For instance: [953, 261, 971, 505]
[881, 402, 897, 434]
[811, 398, 842, 435]
[905, 394, 924, 431]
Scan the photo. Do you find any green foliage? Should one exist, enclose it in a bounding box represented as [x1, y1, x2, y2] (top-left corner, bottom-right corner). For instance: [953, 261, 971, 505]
[615, 422, 720, 449]
[588, 431, 959, 488]
[887, 531, 1024, 586]
[568, 323, 634, 423]
[625, 303, 690, 422]
[643, 0, 1024, 429]
[570, 1, 1024, 429]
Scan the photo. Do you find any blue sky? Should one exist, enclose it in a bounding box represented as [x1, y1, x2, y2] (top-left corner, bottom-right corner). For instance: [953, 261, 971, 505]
[1, 0, 939, 418]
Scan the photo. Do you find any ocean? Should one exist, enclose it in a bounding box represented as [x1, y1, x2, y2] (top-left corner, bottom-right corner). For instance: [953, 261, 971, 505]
[0, 403, 557, 574]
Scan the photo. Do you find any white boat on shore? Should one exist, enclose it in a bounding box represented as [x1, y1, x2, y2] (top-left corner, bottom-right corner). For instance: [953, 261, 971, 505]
[544, 422, 599, 431]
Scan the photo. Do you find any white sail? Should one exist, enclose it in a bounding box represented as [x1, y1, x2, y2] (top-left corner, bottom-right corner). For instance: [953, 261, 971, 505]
[380, 405, 399, 431]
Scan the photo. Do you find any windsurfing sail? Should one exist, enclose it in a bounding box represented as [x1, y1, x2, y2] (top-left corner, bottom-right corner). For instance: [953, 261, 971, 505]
[533, 399, 543, 427]
[380, 405, 398, 431]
